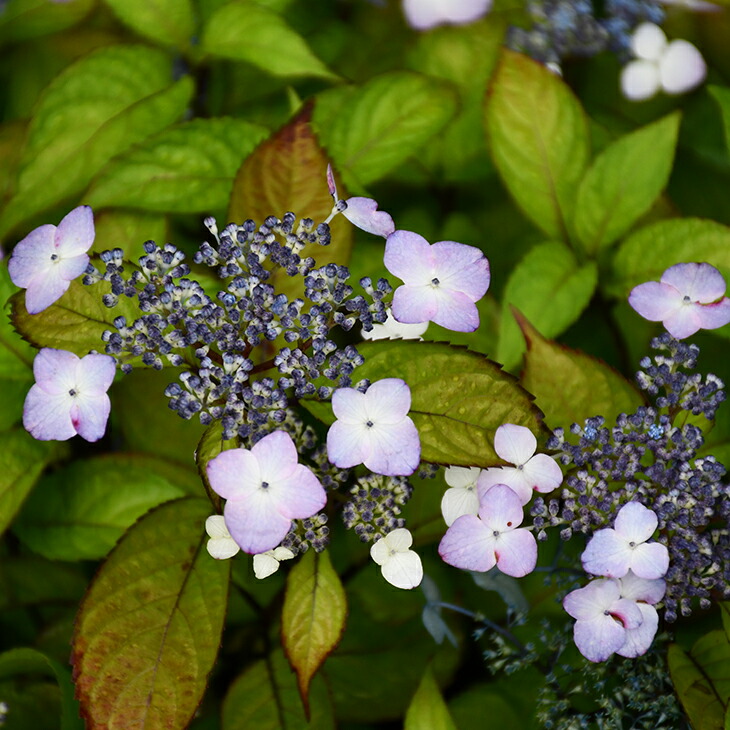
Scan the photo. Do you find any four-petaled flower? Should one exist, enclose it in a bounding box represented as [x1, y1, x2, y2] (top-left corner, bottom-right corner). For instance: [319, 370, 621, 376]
[441, 465, 483, 526]
[361, 308, 428, 341]
[24, 348, 116, 442]
[370, 528, 423, 589]
[629, 262, 730, 339]
[253, 546, 296, 579]
[206, 430, 327, 554]
[581, 501, 669, 580]
[620, 23, 706, 101]
[205, 515, 241, 560]
[384, 230, 490, 332]
[476, 424, 563, 505]
[402, 0, 493, 30]
[438, 484, 537, 577]
[326, 378, 421, 476]
[9, 206, 95, 314]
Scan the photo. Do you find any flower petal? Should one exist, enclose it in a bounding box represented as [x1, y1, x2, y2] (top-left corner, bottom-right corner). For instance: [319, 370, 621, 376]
[380, 550, 423, 589]
[628, 281, 682, 321]
[76, 353, 116, 395]
[252, 430, 298, 484]
[616, 603, 659, 658]
[331, 387, 367, 424]
[494, 529, 537, 577]
[364, 418, 421, 476]
[523, 454, 563, 494]
[430, 288, 480, 332]
[695, 299, 730, 331]
[365, 378, 412, 423]
[32, 348, 79, 395]
[438, 514, 497, 572]
[25, 269, 72, 314]
[391, 284, 437, 324]
[618, 571, 666, 604]
[614, 502, 658, 543]
[444, 466, 482, 489]
[478, 484, 525, 531]
[253, 552, 281, 579]
[494, 423, 537, 465]
[621, 60, 661, 101]
[629, 541, 670, 580]
[224, 492, 292, 554]
[430, 241, 490, 301]
[661, 262, 726, 302]
[7, 224, 56, 288]
[207, 449, 261, 500]
[269, 464, 326, 520]
[630, 22, 667, 61]
[563, 579, 621, 621]
[23, 386, 76, 441]
[205, 515, 230, 539]
[384, 230, 434, 284]
[72, 392, 111, 442]
[327, 419, 370, 469]
[441, 486, 480, 526]
[663, 304, 703, 339]
[384, 527, 414, 551]
[659, 39, 706, 95]
[343, 197, 395, 238]
[207, 535, 241, 560]
[55, 205, 95, 256]
[581, 529, 632, 578]
[573, 615, 626, 663]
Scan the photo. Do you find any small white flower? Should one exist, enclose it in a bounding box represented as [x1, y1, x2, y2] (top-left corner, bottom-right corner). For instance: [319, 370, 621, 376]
[362, 308, 428, 342]
[205, 515, 240, 560]
[441, 466, 482, 526]
[621, 23, 706, 101]
[253, 547, 296, 579]
[370, 528, 423, 590]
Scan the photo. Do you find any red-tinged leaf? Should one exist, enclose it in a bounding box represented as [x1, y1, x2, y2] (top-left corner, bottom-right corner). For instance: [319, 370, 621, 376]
[281, 549, 347, 709]
[516, 309, 644, 430]
[228, 106, 353, 299]
[72, 498, 230, 730]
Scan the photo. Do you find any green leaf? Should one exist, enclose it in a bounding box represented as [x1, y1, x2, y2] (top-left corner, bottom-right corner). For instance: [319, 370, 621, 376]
[14, 454, 188, 561]
[609, 218, 730, 297]
[92, 209, 168, 255]
[87, 118, 269, 213]
[710, 85, 730, 156]
[0, 0, 94, 45]
[405, 665, 457, 730]
[201, 0, 336, 80]
[516, 311, 644, 429]
[0, 648, 83, 730]
[497, 241, 597, 371]
[485, 49, 589, 241]
[669, 638, 728, 730]
[282, 549, 347, 706]
[313, 71, 457, 188]
[10, 276, 141, 358]
[0, 45, 193, 239]
[302, 340, 544, 467]
[228, 107, 353, 300]
[0, 556, 86, 610]
[73, 498, 229, 730]
[0, 427, 57, 538]
[100, 0, 195, 50]
[222, 650, 335, 730]
[573, 113, 681, 254]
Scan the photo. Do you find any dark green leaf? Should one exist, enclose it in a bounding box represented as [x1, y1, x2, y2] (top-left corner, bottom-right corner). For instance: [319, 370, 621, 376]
[573, 112, 681, 254]
[100, 0, 195, 50]
[497, 241, 597, 371]
[485, 49, 590, 241]
[0, 0, 94, 45]
[73, 498, 229, 730]
[14, 454, 189, 560]
[87, 118, 268, 213]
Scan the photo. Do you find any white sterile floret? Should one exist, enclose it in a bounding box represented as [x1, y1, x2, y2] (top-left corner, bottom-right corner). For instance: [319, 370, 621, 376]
[441, 466, 482, 526]
[205, 515, 241, 560]
[361, 308, 428, 341]
[253, 547, 296, 579]
[621, 23, 706, 101]
[370, 528, 423, 589]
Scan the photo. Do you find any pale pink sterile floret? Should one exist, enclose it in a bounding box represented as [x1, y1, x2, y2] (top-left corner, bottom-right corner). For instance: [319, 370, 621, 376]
[615, 571, 666, 658]
[206, 430, 326, 555]
[581, 501, 669, 580]
[476, 424, 563, 505]
[563, 578, 644, 663]
[342, 197, 396, 238]
[23, 348, 116, 442]
[629, 262, 730, 339]
[326, 378, 421, 476]
[402, 0, 493, 30]
[441, 465, 483, 526]
[8, 206, 94, 314]
[438, 484, 537, 577]
[384, 230, 490, 332]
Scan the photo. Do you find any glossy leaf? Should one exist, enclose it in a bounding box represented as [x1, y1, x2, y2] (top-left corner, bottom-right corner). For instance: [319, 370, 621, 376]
[73, 498, 230, 730]
[0, 45, 193, 239]
[201, 1, 336, 80]
[0, 647, 83, 730]
[282, 549, 347, 705]
[404, 665, 457, 730]
[497, 241, 597, 371]
[313, 71, 457, 188]
[0, 427, 57, 538]
[229, 107, 353, 298]
[10, 276, 141, 358]
[100, 0, 195, 50]
[669, 638, 728, 730]
[517, 311, 644, 429]
[87, 118, 268, 213]
[573, 113, 680, 254]
[0, 0, 94, 45]
[14, 454, 188, 561]
[92, 210, 168, 255]
[222, 650, 335, 730]
[485, 49, 590, 241]
[610, 218, 730, 297]
[303, 340, 544, 467]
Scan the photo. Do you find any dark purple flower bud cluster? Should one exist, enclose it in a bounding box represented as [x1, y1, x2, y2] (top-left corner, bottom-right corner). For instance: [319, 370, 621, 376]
[342, 473, 414, 542]
[531, 335, 730, 620]
[83, 211, 390, 442]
